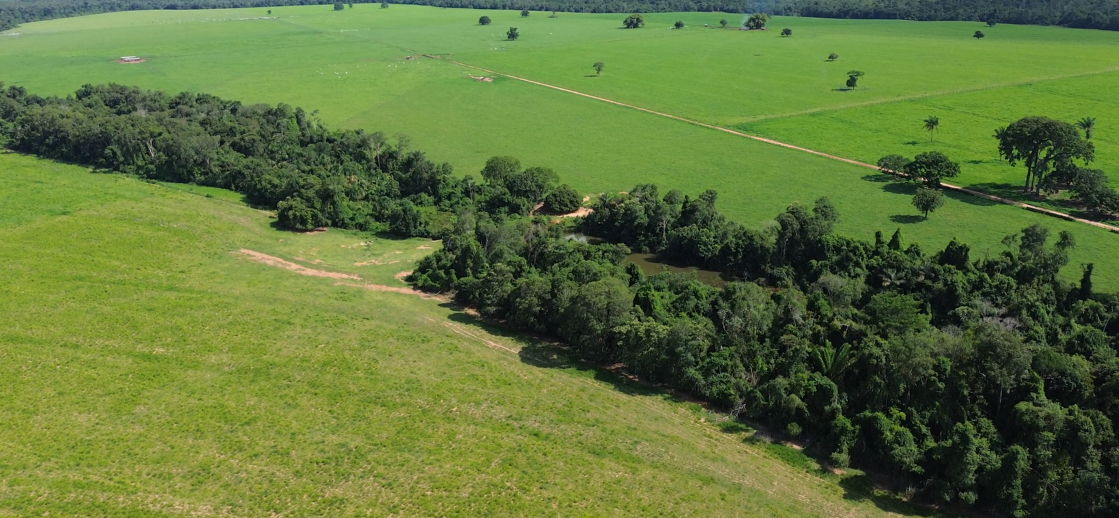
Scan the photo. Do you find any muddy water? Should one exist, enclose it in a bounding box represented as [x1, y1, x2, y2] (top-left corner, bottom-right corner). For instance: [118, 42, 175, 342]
[623, 254, 726, 288]
[563, 234, 726, 287]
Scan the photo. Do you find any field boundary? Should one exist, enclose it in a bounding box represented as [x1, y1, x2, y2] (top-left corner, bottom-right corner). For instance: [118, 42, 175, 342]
[425, 54, 1119, 235]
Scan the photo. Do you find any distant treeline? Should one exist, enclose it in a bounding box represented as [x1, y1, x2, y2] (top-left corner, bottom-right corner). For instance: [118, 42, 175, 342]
[4, 0, 1119, 32]
[4, 82, 1119, 517]
[0, 0, 372, 32]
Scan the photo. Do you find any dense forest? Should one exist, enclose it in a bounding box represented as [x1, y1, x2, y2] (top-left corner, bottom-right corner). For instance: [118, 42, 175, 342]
[3, 82, 1119, 516]
[4, 0, 1119, 32]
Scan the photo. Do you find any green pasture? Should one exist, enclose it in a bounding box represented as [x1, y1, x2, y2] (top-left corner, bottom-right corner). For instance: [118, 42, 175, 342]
[0, 151, 942, 516]
[2, 5, 1119, 287]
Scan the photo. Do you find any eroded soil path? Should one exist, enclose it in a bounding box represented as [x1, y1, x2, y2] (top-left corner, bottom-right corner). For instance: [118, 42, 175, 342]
[237, 249, 446, 301]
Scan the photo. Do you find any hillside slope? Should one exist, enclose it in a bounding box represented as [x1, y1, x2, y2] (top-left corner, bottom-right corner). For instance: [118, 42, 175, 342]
[0, 151, 942, 516]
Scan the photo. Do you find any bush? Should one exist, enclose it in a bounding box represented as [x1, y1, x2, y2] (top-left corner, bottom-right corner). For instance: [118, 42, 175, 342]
[545, 184, 582, 213]
[277, 197, 317, 230]
[623, 13, 645, 28]
[479, 15, 491, 25]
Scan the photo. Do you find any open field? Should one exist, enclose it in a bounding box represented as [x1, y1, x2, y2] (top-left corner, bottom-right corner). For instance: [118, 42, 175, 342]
[0, 151, 949, 516]
[3, 6, 1119, 288]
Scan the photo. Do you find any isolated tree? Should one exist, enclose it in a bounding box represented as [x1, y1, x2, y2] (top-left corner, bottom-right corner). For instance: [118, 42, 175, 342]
[924, 115, 940, 143]
[1070, 168, 1119, 214]
[592, 62, 605, 75]
[267, 9, 271, 15]
[744, 13, 768, 30]
[781, 27, 792, 36]
[347, 3, 353, 7]
[507, 27, 519, 40]
[1077, 116, 1096, 140]
[845, 70, 864, 89]
[912, 187, 945, 219]
[380, 2, 388, 7]
[479, 15, 491, 25]
[878, 154, 911, 179]
[549, 11, 557, 18]
[995, 116, 1094, 194]
[974, 30, 985, 39]
[674, 20, 685, 29]
[521, 9, 529, 17]
[904, 151, 960, 187]
[623, 14, 645, 29]
[828, 52, 839, 61]
[333, 2, 344, 11]
[987, 20, 997, 27]
[720, 19, 728, 28]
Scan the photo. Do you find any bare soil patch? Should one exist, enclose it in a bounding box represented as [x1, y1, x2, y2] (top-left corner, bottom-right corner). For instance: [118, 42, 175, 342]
[237, 249, 359, 280]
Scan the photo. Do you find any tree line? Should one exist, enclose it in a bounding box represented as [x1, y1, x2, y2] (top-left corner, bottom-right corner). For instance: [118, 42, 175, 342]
[0, 82, 579, 237]
[6, 0, 1119, 33]
[414, 182, 1119, 517]
[3, 82, 1119, 516]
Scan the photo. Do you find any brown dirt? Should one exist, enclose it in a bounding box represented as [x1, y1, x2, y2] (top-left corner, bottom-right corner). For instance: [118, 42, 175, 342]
[237, 249, 359, 280]
[353, 259, 383, 267]
[426, 55, 1119, 235]
[394, 270, 413, 282]
[416, 245, 432, 250]
[116, 58, 147, 64]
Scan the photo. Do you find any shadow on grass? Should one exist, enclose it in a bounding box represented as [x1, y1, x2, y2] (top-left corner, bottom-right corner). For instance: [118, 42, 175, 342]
[443, 311, 677, 399]
[839, 475, 943, 516]
[903, 141, 921, 146]
[890, 214, 925, 224]
[861, 173, 891, 183]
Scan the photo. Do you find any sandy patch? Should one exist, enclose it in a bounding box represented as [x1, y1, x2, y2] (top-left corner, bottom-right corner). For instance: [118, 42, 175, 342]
[237, 249, 359, 280]
[394, 270, 413, 282]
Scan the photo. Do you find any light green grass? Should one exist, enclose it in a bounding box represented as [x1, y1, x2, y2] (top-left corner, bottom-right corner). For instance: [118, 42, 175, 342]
[2, 6, 1119, 288]
[0, 151, 946, 516]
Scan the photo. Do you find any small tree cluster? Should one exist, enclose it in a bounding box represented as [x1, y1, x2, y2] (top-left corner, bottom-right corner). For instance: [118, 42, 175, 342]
[744, 13, 768, 29]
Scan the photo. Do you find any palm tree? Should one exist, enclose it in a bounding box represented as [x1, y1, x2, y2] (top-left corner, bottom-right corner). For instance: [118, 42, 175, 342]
[924, 116, 940, 143]
[1077, 117, 1096, 140]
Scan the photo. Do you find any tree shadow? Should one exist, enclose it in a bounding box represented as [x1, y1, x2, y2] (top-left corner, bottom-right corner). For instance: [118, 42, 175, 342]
[861, 173, 891, 183]
[832, 87, 853, 92]
[965, 159, 985, 165]
[890, 214, 925, 224]
[903, 141, 921, 146]
[443, 310, 693, 401]
[584, 74, 599, 78]
[883, 182, 916, 195]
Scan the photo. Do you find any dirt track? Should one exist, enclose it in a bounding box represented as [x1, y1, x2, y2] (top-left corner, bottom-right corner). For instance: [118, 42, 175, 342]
[237, 249, 446, 301]
[425, 55, 1119, 235]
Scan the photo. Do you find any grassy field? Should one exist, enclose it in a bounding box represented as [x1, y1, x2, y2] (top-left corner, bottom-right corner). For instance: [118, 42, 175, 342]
[3, 5, 1119, 288]
[0, 151, 951, 516]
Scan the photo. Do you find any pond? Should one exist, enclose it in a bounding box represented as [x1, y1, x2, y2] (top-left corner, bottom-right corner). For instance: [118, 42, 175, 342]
[563, 233, 727, 287]
[623, 253, 727, 288]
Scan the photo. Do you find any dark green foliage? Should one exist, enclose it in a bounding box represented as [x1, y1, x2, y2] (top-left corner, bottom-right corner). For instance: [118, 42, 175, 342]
[781, 27, 792, 36]
[720, 19, 728, 28]
[592, 61, 605, 75]
[974, 30, 985, 38]
[1070, 168, 1119, 215]
[744, 12, 768, 29]
[0, 84, 557, 235]
[904, 151, 961, 188]
[333, 2, 344, 10]
[912, 187, 945, 218]
[506, 26, 519, 40]
[521, 8, 529, 16]
[479, 15, 491, 24]
[828, 52, 839, 61]
[877, 154, 910, 178]
[622, 13, 644, 28]
[544, 184, 581, 213]
[845, 70, 863, 89]
[995, 116, 1095, 195]
[674, 20, 685, 28]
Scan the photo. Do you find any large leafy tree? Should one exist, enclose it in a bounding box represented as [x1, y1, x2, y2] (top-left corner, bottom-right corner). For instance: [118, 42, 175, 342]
[995, 116, 1094, 194]
[622, 13, 645, 28]
[904, 151, 960, 188]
